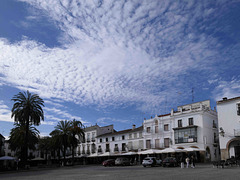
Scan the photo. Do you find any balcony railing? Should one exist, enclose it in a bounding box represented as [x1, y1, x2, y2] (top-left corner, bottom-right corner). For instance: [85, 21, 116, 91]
[175, 137, 197, 144]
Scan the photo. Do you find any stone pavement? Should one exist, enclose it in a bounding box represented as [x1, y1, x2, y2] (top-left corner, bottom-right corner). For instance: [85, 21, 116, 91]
[1, 163, 240, 180]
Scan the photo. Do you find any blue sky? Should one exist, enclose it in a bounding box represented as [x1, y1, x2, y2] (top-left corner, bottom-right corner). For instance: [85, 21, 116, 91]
[0, 0, 240, 138]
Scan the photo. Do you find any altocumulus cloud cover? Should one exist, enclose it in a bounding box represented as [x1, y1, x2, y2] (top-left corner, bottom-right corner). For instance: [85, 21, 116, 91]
[0, 0, 240, 137]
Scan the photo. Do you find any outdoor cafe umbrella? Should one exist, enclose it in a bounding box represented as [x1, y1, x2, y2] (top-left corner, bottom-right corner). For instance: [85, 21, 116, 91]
[138, 149, 163, 155]
[0, 156, 17, 161]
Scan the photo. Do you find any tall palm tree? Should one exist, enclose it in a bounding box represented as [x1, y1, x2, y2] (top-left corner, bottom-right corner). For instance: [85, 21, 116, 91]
[69, 119, 85, 164]
[11, 90, 44, 166]
[9, 123, 39, 160]
[50, 120, 71, 166]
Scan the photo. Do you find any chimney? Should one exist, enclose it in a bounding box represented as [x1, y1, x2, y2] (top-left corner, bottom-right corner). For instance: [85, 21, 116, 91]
[132, 124, 136, 130]
[223, 97, 228, 101]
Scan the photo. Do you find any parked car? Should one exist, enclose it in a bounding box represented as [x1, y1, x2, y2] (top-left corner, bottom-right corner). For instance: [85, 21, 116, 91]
[142, 157, 162, 167]
[115, 157, 130, 166]
[102, 159, 115, 167]
[162, 157, 178, 167]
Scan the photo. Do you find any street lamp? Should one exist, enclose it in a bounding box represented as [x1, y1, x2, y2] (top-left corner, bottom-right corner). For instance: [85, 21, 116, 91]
[219, 127, 225, 137]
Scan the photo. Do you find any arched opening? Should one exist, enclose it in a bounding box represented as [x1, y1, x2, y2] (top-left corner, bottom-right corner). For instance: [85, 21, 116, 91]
[227, 139, 240, 159]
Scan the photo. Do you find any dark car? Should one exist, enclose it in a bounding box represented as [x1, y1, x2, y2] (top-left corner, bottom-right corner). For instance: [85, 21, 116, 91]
[162, 157, 178, 167]
[115, 157, 130, 166]
[102, 159, 115, 167]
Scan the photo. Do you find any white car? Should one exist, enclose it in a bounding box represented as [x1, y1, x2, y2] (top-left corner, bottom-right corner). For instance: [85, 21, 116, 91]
[142, 157, 162, 167]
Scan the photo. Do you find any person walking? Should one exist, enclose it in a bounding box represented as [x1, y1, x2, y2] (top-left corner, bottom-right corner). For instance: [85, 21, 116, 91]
[186, 156, 190, 168]
[191, 155, 195, 168]
[180, 156, 185, 168]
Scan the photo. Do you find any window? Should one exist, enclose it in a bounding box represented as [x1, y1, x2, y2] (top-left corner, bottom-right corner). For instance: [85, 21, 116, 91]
[213, 120, 217, 128]
[237, 104, 240, 115]
[92, 132, 95, 139]
[106, 138, 108, 142]
[146, 140, 151, 149]
[100, 138, 102, 143]
[139, 132, 142, 138]
[155, 126, 159, 133]
[178, 120, 182, 127]
[87, 133, 90, 142]
[112, 137, 115, 141]
[155, 139, 159, 148]
[129, 133, 132, 139]
[164, 124, 169, 131]
[147, 127, 151, 133]
[214, 132, 217, 143]
[122, 135, 125, 140]
[106, 144, 110, 152]
[122, 143, 126, 151]
[134, 133, 137, 139]
[188, 118, 194, 126]
[114, 144, 118, 152]
[155, 120, 158, 125]
[164, 138, 169, 148]
[174, 127, 198, 144]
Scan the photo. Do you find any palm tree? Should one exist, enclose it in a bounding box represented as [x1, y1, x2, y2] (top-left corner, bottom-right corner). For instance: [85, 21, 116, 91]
[11, 90, 44, 166]
[9, 123, 39, 161]
[50, 120, 71, 166]
[69, 119, 85, 164]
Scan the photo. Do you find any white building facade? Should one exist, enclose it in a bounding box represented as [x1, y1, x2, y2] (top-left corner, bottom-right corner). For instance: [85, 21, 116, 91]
[143, 100, 219, 162]
[217, 96, 240, 160]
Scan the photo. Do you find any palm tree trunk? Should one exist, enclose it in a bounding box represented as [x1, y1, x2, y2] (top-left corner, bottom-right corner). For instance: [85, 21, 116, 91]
[24, 120, 29, 168]
[72, 144, 75, 165]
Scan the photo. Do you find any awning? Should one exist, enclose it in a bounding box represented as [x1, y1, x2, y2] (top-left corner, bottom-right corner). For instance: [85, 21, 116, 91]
[122, 151, 138, 156]
[185, 147, 204, 152]
[138, 149, 163, 155]
[161, 148, 185, 153]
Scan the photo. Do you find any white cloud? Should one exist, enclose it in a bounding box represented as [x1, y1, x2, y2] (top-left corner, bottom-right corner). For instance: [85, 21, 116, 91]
[97, 117, 132, 125]
[0, 101, 13, 123]
[0, 0, 234, 114]
[213, 77, 240, 101]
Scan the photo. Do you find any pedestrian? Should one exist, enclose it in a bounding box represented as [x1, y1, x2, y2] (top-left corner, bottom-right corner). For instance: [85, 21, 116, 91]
[191, 155, 195, 168]
[180, 156, 185, 168]
[186, 156, 190, 168]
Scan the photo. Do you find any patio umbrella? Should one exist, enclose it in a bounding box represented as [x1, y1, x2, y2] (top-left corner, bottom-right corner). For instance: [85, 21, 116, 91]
[185, 147, 202, 152]
[138, 149, 163, 155]
[0, 156, 17, 161]
[31, 157, 45, 161]
[122, 151, 138, 156]
[161, 148, 184, 153]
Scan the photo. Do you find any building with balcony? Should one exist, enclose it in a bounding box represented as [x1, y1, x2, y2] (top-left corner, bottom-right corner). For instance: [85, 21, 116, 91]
[217, 96, 240, 160]
[143, 100, 219, 162]
[96, 125, 144, 155]
[77, 124, 114, 156]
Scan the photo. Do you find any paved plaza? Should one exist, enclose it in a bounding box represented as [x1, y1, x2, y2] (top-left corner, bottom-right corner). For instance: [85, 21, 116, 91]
[1, 164, 240, 180]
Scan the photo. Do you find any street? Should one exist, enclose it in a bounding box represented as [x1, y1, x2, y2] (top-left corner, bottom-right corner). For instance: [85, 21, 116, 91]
[1, 164, 240, 180]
